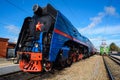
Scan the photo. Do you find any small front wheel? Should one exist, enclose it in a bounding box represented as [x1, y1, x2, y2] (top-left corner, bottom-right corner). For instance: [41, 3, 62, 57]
[43, 61, 53, 72]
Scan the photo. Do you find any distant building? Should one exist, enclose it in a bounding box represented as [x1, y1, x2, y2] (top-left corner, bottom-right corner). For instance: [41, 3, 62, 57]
[0, 38, 9, 58]
[7, 42, 16, 58]
[0, 37, 16, 58]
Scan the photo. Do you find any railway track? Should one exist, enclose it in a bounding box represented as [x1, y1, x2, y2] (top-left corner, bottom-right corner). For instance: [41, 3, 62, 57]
[1, 55, 117, 80]
[0, 69, 62, 80]
[103, 56, 115, 80]
[109, 55, 120, 65]
[103, 55, 120, 80]
[0, 71, 44, 80]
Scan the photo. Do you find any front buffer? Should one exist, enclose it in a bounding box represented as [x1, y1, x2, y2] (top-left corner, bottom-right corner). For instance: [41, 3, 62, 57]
[19, 52, 42, 72]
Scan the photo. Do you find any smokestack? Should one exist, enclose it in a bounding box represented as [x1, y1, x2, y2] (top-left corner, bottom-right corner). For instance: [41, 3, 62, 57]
[32, 4, 42, 16]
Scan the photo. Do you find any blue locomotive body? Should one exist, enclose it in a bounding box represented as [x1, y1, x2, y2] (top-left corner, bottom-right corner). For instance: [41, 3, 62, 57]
[49, 11, 94, 61]
[15, 4, 95, 72]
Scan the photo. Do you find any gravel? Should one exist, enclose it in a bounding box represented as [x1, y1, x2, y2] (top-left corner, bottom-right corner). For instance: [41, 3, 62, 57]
[104, 56, 120, 80]
[33, 55, 109, 80]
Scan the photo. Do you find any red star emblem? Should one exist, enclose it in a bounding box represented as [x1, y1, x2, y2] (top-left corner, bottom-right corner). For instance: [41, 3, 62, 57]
[36, 22, 43, 31]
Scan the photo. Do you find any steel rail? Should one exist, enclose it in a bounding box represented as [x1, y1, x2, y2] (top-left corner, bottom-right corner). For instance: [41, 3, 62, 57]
[109, 55, 120, 65]
[102, 56, 115, 80]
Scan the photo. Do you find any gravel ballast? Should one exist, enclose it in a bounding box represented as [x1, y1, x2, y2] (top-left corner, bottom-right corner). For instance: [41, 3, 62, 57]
[34, 55, 109, 80]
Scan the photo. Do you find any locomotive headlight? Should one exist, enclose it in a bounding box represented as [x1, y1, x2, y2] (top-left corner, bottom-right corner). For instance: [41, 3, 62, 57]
[35, 43, 39, 48]
[19, 44, 21, 48]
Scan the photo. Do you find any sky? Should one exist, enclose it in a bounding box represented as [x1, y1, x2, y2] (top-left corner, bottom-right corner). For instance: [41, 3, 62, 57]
[0, 0, 120, 50]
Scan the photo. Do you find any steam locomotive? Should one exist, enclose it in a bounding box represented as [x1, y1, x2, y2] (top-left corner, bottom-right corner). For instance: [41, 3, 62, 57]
[15, 4, 96, 72]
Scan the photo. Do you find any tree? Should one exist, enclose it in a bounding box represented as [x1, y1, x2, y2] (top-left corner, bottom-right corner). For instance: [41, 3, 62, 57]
[109, 42, 119, 51]
[118, 48, 120, 52]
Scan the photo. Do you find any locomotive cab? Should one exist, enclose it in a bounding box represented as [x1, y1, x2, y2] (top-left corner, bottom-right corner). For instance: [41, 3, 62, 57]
[15, 4, 57, 72]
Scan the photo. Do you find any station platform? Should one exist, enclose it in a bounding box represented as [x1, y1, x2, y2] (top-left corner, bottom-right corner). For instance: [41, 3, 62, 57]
[111, 54, 120, 59]
[0, 58, 20, 76]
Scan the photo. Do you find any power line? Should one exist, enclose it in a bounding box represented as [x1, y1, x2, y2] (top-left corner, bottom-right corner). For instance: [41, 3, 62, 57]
[61, 0, 80, 28]
[0, 22, 10, 26]
[5, 0, 30, 14]
[48, 0, 59, 9]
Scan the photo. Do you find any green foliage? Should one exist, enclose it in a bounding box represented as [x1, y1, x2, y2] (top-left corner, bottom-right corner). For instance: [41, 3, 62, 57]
[109, 42, 119, 51]
[118, 48, 120, 52]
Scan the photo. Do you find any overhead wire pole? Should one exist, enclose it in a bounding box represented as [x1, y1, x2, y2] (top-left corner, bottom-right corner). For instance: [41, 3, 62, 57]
[103, 0, 112, 43]
[102, 0, 109, 45]
[101, 0, 112, 50]
[5, 0, 31, 15]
